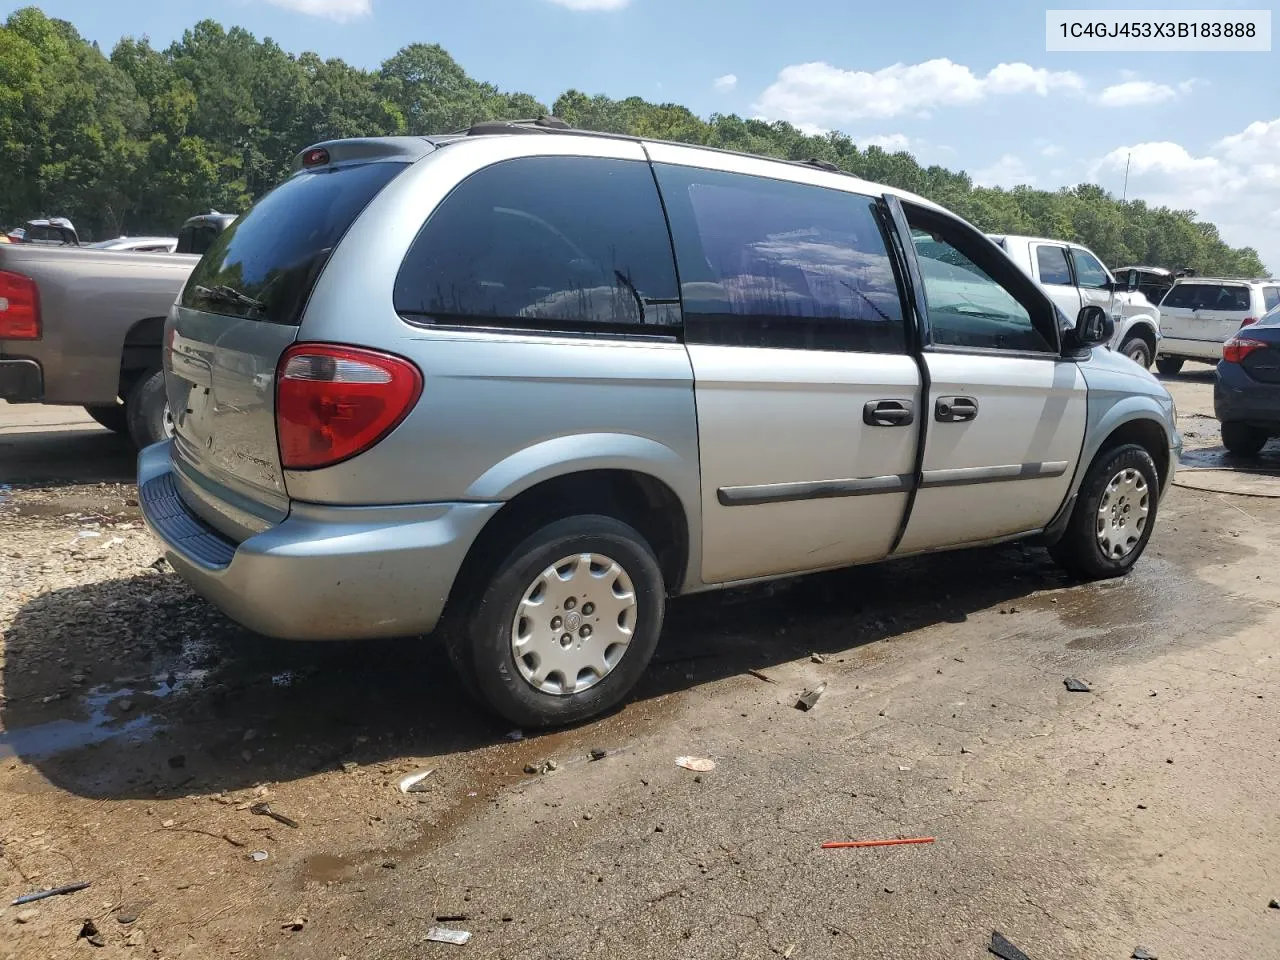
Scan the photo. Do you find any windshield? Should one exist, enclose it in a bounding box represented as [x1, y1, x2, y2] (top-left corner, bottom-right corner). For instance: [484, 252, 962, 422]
[180, 160, 407, 325]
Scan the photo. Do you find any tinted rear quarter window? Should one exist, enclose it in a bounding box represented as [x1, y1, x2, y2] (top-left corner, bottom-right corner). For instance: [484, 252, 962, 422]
[1035, 245, 1073, 285]
[1161, 282, 1251, 311]
[655, 164, 906, 353]
[1264, 286, 1280, 312]
[183, 160, 408, 325]
[394, 156, 680, 335]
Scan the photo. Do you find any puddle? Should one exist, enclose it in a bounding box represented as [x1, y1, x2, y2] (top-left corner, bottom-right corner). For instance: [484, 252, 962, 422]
[1179, 444, 1280, 472]
[0, 666, 209, 760]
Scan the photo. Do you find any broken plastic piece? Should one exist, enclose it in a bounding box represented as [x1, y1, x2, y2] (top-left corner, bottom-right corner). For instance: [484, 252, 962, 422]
[821, 837, 935, 849]
[796, 682, 827, 711]
[1063, 678, 1091, 693]
[249, 850, 269, 862]
[675, 756, 715, 772]
[1133, 948, 1158, 959]
[989, 931, 1032, 960]
[398, 769, 436, 793]
[426, 927, 472, 945]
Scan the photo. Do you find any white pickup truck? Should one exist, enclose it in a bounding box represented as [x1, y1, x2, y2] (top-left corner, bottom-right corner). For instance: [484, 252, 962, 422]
[990, 234, 1161, 368]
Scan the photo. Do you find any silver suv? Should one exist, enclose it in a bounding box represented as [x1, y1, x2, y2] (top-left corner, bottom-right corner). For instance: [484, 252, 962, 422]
[139, 120, 1181, 727]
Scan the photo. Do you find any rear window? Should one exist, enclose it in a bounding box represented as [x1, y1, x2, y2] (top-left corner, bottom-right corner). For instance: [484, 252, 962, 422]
[1264, 286, 1280, 312]
[182, 160, 407, 325]
[1160, 282, 1251, 311]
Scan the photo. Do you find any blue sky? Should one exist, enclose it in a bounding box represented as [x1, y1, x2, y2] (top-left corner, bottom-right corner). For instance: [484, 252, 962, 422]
[8, 0, 1280, 268]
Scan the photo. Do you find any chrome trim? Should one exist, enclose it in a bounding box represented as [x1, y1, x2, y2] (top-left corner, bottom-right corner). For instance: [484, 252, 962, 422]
[920, 461, 1070, 489]
[717, 473, 912, 507]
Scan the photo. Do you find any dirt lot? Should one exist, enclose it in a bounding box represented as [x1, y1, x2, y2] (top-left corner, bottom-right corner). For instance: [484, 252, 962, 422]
[3, 369, 1280, 960]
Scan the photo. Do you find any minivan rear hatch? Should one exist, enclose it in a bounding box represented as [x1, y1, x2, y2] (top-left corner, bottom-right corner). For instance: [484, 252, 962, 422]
[167, 148, 414, 541]
[1159, 281, 1253, 345]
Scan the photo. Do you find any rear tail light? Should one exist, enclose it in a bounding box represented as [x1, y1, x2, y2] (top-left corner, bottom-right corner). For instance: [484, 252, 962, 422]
[1240, 317, 1258, 327]
[0, 270, 41, 339]
[1223, 336, 1267, 363]
[276, 344, 422, 470]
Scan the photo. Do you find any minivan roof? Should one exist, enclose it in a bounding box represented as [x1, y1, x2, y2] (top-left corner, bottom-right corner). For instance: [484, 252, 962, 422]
[290, 119, 948, 216]
[1172, 276, 1278, 285]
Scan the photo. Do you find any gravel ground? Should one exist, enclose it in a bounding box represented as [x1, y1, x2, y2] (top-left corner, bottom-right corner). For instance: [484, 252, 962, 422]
[3, 371, 1280, 960]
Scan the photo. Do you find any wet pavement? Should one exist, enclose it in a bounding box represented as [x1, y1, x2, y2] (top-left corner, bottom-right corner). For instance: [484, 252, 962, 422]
[3, 391, 1280, 959]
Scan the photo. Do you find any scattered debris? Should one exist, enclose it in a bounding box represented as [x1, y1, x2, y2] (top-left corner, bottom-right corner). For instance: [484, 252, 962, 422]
[436, 913, 469, 922]
[960, 747, 973, 754]
[782, 946, 796, 959]
[250, 802, 299, 829]
[116, 906, 141, 925]
[11, 881, 91, 906]
[79, 918, 105, 947]
[341, 761, 359, 773]
[821, 837, 935, 850]
[1269, 898, 1280, 909]
[589, 748, 607, 761]
[675, 756, 715, 773]
[524, 760, 558, 775]
[811, 653, 827, 664]
[14, 910, 37, 924]
[161, 819, 175, 828]
[398, 769, 436, 794]
[1133, 948, 1158, 959]
[989, 930, 1032, 960]
[282, 917, 307, 932]
[795, 682, 827, 711]
[504, 730, 524, 742]
[249, 850, 270, 863]
[747, 668, 777, 684]
[426, 927, 472, 945]
[1063, 678, 1091, 693]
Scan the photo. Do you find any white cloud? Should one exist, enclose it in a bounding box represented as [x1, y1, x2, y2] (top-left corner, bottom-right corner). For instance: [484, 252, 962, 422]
[713, 74, 737, 93]
[972, 154, 1038, 188]
[1091, 124, 1280, 271]
[544, 0, 630, 8]
[263, 0, 370, 19]
[754, 58, 1084, 125]
[861, 133, 911, 152]
[1098, 80, 1177, 107]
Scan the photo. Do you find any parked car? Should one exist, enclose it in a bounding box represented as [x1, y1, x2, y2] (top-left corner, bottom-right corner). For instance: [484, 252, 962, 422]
[1155, 277, 1280, 374]
[6, 218, 78, 246]
[1215, 304, 1280, 455]
[989, 235, 1162, 368]
[89, 236, 179, 253]
[138, 123, 1181, 727]
[176, 211, 237, 255]
[0, 243, 199, 446]
[1113, 265, 1193, 307]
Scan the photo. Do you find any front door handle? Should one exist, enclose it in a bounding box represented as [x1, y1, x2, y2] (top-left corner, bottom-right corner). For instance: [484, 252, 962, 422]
[864, 399, 915, 427]
[935, 396, 979, 422]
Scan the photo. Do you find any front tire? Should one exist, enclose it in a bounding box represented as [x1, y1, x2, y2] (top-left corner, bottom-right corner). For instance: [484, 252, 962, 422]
[1050, 444, 1159, 581]
[1155, 356, 1184, 376]
[125, 369, 172, 449]
[1221, 421, 1268, 457]
[84, 403, 129, 435]
[453, 515, 665, 728]
[1119, 336, 1153, 369]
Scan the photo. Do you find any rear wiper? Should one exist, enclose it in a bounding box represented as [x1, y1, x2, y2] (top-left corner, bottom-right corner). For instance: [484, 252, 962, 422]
[193, 284, 264, 311]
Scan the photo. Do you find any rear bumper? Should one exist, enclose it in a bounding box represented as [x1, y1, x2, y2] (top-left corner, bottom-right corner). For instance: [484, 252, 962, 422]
[1214, 363, 1280, 431]
[1158, 337, 1223, 362]
[0, 358, 42, 401]
[138, 441, 502, 640]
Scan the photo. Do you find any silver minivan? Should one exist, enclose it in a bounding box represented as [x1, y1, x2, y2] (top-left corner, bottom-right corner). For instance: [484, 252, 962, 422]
[139, 120, 1181, 726]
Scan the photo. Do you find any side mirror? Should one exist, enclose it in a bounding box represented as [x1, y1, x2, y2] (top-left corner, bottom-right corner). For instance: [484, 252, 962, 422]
[1064, 304, 1114, 353]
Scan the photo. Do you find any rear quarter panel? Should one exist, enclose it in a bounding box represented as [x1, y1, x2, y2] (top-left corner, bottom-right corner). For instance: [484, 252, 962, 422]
[0, 245, 197, 404]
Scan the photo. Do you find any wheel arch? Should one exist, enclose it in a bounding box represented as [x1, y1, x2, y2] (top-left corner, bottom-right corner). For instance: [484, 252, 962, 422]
[117, 316, 167, 399]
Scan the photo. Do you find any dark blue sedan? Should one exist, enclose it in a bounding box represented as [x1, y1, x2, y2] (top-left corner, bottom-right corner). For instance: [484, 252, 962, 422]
[1215, 306, 1280, 455]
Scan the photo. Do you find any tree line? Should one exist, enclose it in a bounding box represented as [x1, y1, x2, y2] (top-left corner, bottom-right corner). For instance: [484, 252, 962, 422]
[0, 6, 1266, 275]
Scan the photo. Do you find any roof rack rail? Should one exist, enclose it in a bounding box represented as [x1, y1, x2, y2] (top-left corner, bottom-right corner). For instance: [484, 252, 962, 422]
[464, 115, 571, 136]
[800, 157, 839, 172]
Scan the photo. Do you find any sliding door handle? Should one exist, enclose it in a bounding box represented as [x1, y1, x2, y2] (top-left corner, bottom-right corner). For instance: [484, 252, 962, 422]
[935, 396, 979, 422]
[864, 399, 915, 427]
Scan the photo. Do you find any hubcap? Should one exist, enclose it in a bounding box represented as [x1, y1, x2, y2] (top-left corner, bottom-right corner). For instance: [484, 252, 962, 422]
[1127, 344, 1146, 363]
[162, 401, 176, 439]
[510, 553, 637, 696]
[1096, 468, 1150, 560]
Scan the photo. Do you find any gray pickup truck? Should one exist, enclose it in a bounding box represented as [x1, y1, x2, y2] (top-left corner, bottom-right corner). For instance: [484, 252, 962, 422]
[0, 212, 235, 447]
[0, 242, 197, 446]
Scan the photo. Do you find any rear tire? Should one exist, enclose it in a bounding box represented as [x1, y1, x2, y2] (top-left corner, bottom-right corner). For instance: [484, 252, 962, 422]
[84, 404, 129, 436]
[1050, 444, 1159, 581]
[125, 368, 172, 449]
[1155, 356, 1184, 376]
[454, 515, 665, 728]
[1221, 422, 1268, 457]
[1119, 336, 1153, 369]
